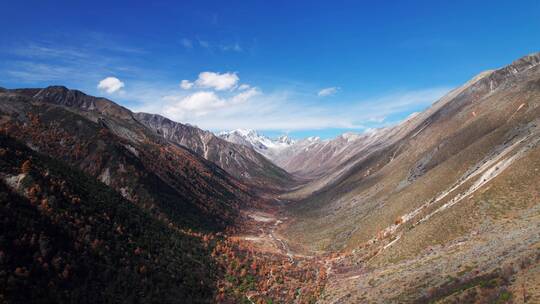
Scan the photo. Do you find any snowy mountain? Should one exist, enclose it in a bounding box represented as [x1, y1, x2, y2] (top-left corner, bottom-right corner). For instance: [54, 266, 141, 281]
[270, 130, 391, 177]
[218, 128, 377, 177]
[218, 129, 295, 160]
[134, 115, 292, 188]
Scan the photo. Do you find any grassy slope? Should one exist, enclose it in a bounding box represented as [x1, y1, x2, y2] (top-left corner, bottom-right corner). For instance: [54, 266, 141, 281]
[284, 60, 540, 253]
[280, 54, 540, 302]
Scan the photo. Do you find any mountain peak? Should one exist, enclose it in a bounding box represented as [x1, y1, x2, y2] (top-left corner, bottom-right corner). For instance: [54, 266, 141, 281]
[43, 85, 70, 91]
[277, 135, 294, 144]
[31, 86, 132, 119]
[233, 128, 259, 137]
[509, 52, 540, 71]
[219, 129, 295, 159]
[33, 85, 97, 110]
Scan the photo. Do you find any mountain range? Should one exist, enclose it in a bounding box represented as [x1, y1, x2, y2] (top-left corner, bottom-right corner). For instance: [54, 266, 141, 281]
[218, 129, 295, 161]
[1, 52, 539, 303]
[133, 114, 292, 190]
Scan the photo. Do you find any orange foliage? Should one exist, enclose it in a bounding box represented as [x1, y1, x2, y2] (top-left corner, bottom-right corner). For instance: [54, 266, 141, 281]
[21, 159, 32, 174]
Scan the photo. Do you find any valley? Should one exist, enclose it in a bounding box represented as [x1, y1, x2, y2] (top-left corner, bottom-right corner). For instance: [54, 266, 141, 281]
[1, 52, 539, 303]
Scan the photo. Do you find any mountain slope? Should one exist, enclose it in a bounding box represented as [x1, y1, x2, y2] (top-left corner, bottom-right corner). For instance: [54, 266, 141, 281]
[0, 86, 250, 230]
[256, 71, 505, 187]
[0, 134, 220, 303]
[273, 131, 395, 179]
[0, 86, 325, 303]
[134, 114, 292, 190]
[280, 52, 540, 302]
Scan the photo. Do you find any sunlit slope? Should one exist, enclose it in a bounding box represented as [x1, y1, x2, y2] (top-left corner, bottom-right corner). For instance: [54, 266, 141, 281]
[284, 53, 540, 251]
[284, 51, 540, 303]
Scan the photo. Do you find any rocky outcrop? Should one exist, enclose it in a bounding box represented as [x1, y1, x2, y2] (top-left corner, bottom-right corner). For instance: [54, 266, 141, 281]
[32, 86, 133, 119]
[134, 113, 293, 189]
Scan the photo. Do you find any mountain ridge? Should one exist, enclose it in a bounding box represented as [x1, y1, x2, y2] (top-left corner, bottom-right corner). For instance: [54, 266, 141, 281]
[134, 113, 293, 190]
[2, 85, 293, 190]
[0, 85, 252, 230]
[218, 128, 295, 161]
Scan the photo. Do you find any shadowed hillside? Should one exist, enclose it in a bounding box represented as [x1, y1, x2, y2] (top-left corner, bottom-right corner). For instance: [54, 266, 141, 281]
[0, 86, 252, 230]
[0, 134, 220, 303]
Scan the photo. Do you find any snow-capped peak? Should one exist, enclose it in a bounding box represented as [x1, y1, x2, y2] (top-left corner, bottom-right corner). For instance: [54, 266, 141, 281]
[231, 128, 258, 138]
[218, 129, 295, 159]
[277, 135, 294, 145]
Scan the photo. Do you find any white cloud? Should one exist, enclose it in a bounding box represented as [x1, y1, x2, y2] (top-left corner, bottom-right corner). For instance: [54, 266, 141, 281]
[318, 87, 339, 97]
[155, 73, 260, 120]
[3, 38, 147, 84]
[163, 87, 260, 119]
[181, 72, 244, 91]
[6, 39, 449, 134]
[181, 38, 193, 48]
[194, 71, 239, 91]
[164, 91, 222, 117]
[97, 77, 124, 93]
[180, 79, 194, 89]
[130, 86, 450, 132]
[229, 87, 260, 103]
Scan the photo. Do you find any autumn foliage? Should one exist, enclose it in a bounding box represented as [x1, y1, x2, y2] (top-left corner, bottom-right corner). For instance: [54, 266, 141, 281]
[21, 159, 32, 174]
[0, 99, 330, 303]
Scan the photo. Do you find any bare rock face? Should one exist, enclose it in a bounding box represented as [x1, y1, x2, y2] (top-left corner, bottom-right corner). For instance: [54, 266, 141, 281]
[134, 113, 293, 190]
[218, 129, 295, 161]
[272, 130, 396, 178]
[32, 86, 133, 119]
[218, 127, 394, 180]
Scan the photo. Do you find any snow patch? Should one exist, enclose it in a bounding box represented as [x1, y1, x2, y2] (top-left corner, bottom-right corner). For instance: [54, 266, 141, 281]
[219, 129, 295, 159]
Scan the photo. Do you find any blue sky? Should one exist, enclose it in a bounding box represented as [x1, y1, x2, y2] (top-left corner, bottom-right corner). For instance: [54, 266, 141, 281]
[1, 1, 539, 139]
